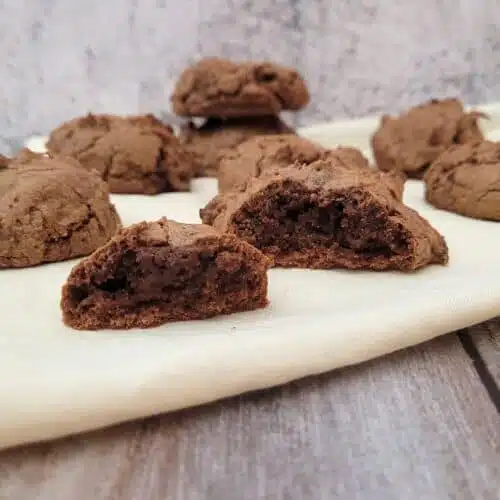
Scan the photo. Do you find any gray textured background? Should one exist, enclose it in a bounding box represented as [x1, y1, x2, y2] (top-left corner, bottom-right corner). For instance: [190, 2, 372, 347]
[1, 0, 500, 154]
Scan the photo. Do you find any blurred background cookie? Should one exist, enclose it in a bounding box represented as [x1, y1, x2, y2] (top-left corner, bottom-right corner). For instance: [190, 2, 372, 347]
[179, 116, 294, 177]
[171, 57, 310, 118]
[371, 98, 485, 179]
[217, 134, 326, 193]
[424, 140, 500, 221]
[47, 113, 195, 194]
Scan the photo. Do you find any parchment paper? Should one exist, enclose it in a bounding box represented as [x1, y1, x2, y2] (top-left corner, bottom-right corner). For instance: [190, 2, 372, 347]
[1, 114, 499, 451]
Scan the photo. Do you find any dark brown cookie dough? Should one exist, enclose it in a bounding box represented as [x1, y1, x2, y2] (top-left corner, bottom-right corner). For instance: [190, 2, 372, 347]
[61, 217, 270, 330]
[424, 140, 500, 221]
[201, 156, 447, 271]
[371, 98, 485, 179]
[0, 151, 121, 268]
[179, 116, 294, 177]
[47, 113, 195, 194]
[171, 57, 310, 118]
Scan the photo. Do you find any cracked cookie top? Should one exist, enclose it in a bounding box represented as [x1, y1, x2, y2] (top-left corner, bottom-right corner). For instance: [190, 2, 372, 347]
[424, 140, 500, 221]
[371, 98, 485, 179]
[0, 150, 121, 268]
[216, 135, 406, 200]
[171, 57, 310, 118]
[46, 113, 196, 194]
[217, 134, 327, 193]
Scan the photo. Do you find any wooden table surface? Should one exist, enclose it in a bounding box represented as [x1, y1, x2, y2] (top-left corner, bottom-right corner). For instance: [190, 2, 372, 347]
[0, 321, 498, 500]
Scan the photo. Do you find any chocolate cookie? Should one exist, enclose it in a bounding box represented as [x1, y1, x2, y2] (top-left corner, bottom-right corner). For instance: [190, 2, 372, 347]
[61, 217, 270, 330]
[218, 134, 327, 193]
[201, 156, 447, 271]
[179, 116, 294, 177]
[424, 141, 500, 221]
[371, 98, 485, 179]
[171, 57, 310, 118]
[381, 169, 407, 201]
[218, 135, 406, 199]
[0, 151, 121, 268]
[0, 154, 9, 169]
[47, 113, 195, 194]
[47, 113, 173, 152]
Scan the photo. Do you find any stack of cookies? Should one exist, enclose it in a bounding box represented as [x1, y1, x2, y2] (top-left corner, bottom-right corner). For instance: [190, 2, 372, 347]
[170, 57, 310, 177]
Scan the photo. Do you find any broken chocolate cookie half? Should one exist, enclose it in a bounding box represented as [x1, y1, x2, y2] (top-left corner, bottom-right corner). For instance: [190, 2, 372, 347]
[61, 217, 271, 330]
[201, 155, 448, 271]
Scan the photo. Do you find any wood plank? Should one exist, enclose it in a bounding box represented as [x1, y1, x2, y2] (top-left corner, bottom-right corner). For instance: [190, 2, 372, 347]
[0, 334, 498, 500]
[463, 317, 500, 388]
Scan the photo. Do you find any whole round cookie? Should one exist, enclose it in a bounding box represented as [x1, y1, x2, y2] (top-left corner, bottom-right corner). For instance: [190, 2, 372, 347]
[179, 116, 294, 177]
[47, 113, 173, 153]
[0, 150, 121, 268]
[171, 57, 310, 118]
[47, 113, 195, 194]
[424, 140, 500, 221]
[371, 98, 485, 179]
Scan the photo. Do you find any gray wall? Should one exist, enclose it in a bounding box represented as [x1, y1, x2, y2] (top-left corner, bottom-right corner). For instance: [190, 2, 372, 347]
[1, 0, 500, 154]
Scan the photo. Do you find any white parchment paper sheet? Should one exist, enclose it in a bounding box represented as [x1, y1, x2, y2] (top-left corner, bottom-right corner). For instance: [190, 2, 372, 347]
[1, 111, 499, 450]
